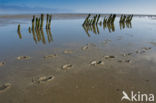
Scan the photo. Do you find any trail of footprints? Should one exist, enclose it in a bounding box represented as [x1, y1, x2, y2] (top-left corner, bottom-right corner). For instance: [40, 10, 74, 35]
[0, 44, 152, 93]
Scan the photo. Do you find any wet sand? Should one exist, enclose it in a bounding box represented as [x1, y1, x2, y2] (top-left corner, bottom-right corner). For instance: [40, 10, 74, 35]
[0, 14, 156, 103]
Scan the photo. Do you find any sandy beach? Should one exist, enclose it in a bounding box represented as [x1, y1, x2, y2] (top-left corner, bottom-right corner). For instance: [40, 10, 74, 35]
[0, 14, 156, 103]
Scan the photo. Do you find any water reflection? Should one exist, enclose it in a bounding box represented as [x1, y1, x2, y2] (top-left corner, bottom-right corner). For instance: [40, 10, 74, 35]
[17, 14, 133, 43]
[119, 21, 132, 30]
[17, 14, 53, 44]
[119, 15, 133, 30]
[82, 14, 133, 36]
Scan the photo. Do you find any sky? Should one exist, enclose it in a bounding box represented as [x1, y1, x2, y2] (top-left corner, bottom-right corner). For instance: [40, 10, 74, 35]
[0, 0, 156, 14]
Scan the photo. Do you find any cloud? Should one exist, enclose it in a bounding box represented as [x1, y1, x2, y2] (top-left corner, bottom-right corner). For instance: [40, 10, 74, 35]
[0, 4, 73, 13]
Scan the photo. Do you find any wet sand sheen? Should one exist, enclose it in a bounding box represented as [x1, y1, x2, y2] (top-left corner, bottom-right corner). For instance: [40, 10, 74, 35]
[0, 14, 156, 103]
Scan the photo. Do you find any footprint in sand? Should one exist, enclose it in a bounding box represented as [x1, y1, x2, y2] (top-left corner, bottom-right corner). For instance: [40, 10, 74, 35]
[32, 75, 55, 84]
[81, 46, 88, 50]
[117, 59, 132, 63]
[44, 54, 57, 59]
[142, 47, 152, 51]
[0, 83, 11, 93]
[148, 42, 156, 46]
[17, 56, 31, 60]
[103, 39, 111, 45]
[64, 50, 72, 54]
[81, 43, 96, 51]
[90, 60, 104, 66]
[62, 64, 72, 70]
[104, 55, 116, 59]
[0, 62, 5, 67]
[122, 53, 133, 57]
[136, 47, 152, 54]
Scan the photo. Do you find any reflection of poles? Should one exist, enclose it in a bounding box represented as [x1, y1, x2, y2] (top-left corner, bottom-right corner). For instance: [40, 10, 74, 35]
[119, 22, 125, 30]
[46, 27, 53, 43]
[126, 22, 132, 28]
[17, 24, 22, 39]
[82, 25, 91, 37]
[32, 25, 37, 44]
[41, 28, 46, 44]
[92, 24, 97, 34]
[107, 23, 111, 32]
[96, 24, 100, 34]
[46, 14, 52, 29]
[111, 22, 115, 32]
[119, 16, 132, 30]
[28, 27, 31, 34]
[36, 27, 41, 41]
[103, 17, 107, 30]
[48, 28, 53, 43]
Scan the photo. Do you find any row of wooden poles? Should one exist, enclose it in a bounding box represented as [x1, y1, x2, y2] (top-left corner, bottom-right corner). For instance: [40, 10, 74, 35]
[17, 14, 53, 44]
[119, 14, 133, 23]
[82, 14, 133, 36]
[83, 14, 116, 26]
[83, 14, 133, 26]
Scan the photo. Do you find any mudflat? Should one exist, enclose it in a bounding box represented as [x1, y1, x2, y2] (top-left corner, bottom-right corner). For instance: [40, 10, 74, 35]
[0, 14, 156, 103]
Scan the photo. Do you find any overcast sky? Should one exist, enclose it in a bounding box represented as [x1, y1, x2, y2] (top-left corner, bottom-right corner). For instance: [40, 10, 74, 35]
[0, 0, 156, 14]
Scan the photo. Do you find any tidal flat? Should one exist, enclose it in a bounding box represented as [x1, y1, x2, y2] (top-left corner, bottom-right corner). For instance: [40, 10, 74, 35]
[0, 14, 156, 103]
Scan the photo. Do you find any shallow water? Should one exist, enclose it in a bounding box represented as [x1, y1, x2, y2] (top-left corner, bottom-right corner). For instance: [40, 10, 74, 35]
[0, 14, 156, 103]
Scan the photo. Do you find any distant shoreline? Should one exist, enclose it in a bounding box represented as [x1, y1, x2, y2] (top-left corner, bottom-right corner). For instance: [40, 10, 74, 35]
[0, 13, 156, 20]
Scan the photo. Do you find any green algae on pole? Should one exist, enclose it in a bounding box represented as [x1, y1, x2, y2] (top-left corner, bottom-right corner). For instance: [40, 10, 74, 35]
[96, 14, 101, 24]
[46, 14, 49, 29]
[35, 17, 39, 29]
[92, 15, 97, 25]
[111, 14, 116, 23]
[40, 14, 44, 29]
[32, 15, 35, 30]
[83, 14, 91, 25]
[48, 15, 52, 29]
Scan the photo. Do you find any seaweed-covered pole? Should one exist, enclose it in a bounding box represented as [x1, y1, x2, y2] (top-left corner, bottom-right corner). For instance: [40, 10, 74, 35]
[92, 15, 97, 25]
[89, 16, 93, 25]
[83, 14, 91, 25]
[111, 14, 116, 23]
[96, 14, 101, 24]
[17, 24, 22, 39]
[32, 15, 35, 30]
[48, 15, 52, 29]
[40, 14, 44, 29]
[46, 14, 49, 29]
[122, 15, 126, 22]
[18, 24, 21, 32]
[40, 27, 46, 44]
[103, 16, 107, 24]
[38, 18, 40, 29]
[119, 15, 123, 22]
[35, 17, 39, 29]
[120, 14, 127, 22]
[126, 15, 133, 22]
[107, 14, 112, 23]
